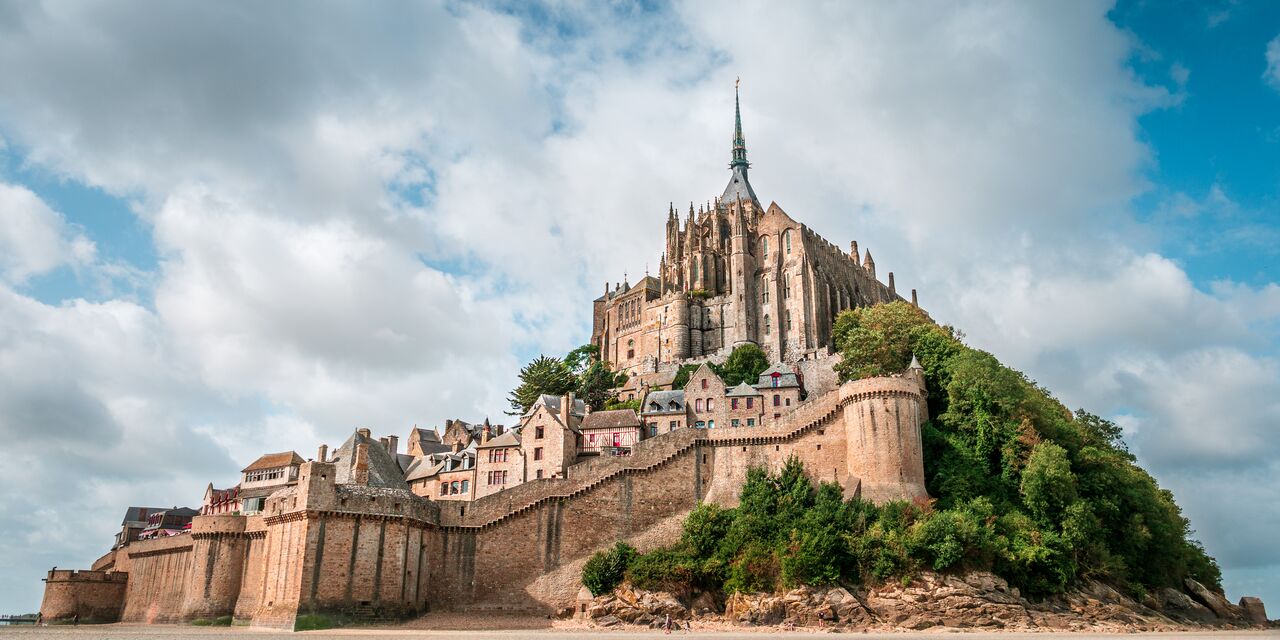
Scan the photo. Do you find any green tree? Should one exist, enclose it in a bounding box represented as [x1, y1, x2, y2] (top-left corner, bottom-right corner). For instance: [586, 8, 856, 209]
[1021, 442, 1078, 526]
[720, 343, 770, 386]
[507, 355, 576, 414]
[582, 541, 638, 596]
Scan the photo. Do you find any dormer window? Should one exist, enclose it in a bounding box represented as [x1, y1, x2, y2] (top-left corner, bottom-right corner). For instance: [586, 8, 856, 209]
[771, 372, 782, 388]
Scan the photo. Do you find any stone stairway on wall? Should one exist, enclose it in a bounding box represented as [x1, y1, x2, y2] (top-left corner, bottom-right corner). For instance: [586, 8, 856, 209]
[441, 387, 847, 531]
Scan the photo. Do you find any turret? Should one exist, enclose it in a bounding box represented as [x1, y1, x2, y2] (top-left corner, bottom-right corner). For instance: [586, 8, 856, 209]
[863, 249, 876, 279]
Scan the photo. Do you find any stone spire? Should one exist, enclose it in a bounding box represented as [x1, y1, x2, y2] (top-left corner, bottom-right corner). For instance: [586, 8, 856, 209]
[722, 78, 760, 206]
[730, 77, 748, 171]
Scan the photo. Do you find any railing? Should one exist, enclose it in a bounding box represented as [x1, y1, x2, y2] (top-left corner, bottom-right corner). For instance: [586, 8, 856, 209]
[0, 615, 38, 625]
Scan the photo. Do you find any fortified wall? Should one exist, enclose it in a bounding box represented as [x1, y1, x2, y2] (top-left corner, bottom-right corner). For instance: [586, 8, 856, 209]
[41, 369, 928, 630]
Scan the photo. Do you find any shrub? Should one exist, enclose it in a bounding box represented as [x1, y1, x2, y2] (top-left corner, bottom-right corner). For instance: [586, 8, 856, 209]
[582, 541, 637, 596]
[293, 613, 335, 631]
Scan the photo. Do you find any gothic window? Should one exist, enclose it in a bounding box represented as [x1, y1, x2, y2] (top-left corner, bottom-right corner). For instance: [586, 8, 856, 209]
[761, 236, 769, 259]
[764, 315, 770, 334]
[784, 229, 792, 254]
[783, 273, 790, 298]
[786, 310, 792, 331]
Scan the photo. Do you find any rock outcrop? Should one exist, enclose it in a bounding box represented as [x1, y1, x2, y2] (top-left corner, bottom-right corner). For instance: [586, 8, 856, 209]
[582, 572, 1271, 631]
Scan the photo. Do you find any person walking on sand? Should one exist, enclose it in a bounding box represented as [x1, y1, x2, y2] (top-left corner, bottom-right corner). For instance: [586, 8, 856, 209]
[664, 613, 672, 634]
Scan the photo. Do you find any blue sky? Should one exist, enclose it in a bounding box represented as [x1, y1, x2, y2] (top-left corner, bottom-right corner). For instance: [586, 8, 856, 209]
[0, 0, 1276, 616]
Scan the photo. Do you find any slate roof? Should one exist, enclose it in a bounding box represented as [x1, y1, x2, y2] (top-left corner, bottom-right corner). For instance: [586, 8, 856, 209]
[726, 382, 762, 397]
[756, 363, 800, 389]
[242, 451, 305, 473]
[476, 429, 521, 449]
[527, 394, 587, 419]
[330, 430, 409, 490]
[641, 390, 686, 415]
[121, 507, 166, 527]
[406, 448, 475, 482]
[580, 409, 641, 431]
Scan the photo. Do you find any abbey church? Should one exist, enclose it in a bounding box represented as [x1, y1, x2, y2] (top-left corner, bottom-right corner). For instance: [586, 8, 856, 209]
[593, 86, 913, 375]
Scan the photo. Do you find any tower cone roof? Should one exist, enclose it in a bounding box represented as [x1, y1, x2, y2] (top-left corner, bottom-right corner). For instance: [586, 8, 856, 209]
[722, 77, 760, 206]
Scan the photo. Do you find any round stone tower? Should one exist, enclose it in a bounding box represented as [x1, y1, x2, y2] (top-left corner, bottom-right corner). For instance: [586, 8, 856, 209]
[666, 297, 691, 360]
[838, 366, 929, 503]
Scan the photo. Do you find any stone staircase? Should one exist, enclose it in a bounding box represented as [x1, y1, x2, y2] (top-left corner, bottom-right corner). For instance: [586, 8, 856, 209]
[443, 388, 848, 531]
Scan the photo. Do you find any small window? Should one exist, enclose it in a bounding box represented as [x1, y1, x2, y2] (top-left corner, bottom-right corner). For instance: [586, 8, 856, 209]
[461, 480, 469, 494]
[669, 420, 678, 430]
[731, 419, 740, 427]
[696, 399, 704, 411]
[747, 418, 755, 427]
[707, 399, 714, 411]
[648, 423, 657, 437]
[701, 379, 708, 390]
[535, 426, 544, 439]
[764, 315, 770, 335]
[731, 398, 738, 410]
[534, 447, 543, 461]
[439, 483, 448, 496]
[708, 420, 715, 429]
[695, 421, 705, 429]
[627, 349, 635, 359]
[773, 394, 781, 406]
[746, 397, 754, 409]
[785, 398, 791, 406]
[536, 469, 543, 479]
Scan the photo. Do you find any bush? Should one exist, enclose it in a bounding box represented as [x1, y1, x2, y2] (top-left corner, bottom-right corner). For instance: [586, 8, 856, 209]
[293, 613, 335, 631]
[582, 541, 638, 596]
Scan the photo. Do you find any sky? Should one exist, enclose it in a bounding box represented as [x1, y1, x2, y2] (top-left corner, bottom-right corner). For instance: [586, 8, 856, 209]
[0, 0, 1277, 615]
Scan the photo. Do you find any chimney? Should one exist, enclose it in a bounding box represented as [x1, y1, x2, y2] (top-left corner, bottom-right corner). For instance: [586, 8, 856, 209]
[911, 289, 919, 307]
[356, 427, 371, 439]
[850, 241, 858, 260]
[379, 436, 389, 451]
[888, 272, 896, 295]
[353, 443, 370, 486]
[317, 444, 328, 463]
[387, 435, 398, 455]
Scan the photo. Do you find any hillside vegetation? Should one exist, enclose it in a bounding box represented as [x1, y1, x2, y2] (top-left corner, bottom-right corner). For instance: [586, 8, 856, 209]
[583, 302, 1220, 600]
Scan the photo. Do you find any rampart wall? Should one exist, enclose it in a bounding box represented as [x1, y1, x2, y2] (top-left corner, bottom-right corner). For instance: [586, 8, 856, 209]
[39, 570, 128, 623]
[40, 373, 927, 630]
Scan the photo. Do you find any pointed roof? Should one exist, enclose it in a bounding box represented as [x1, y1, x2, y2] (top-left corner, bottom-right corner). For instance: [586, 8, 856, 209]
[908, 354, 923, 371]
[241, 451, 305, 473]
[726, 382, 762, 397]
[641, 389, 686, 415]
[722, 79, 760, 206]
[477, 429, 521, 449]
[684, 362, 725, 392]
[330, 430, 409, 490]
[756, 363, 800, 389]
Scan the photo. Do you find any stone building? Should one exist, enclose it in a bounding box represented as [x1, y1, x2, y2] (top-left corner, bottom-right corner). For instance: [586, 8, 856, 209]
[475, 429, 523, 499]
[592, 87, 914, 375]
[578, 409, 643, 456]
[238, 451, 304, 514]
[521, 394, 585, 480]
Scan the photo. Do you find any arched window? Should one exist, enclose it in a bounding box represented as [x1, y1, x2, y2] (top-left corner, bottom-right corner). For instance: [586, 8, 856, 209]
[786, 310, 792, 331]
[784, 274, 791, 299]
[761, 236, 769, 259]
[696, 398, 704, 411]
[764, 315, 771, 334]
[461, 479, 469, 493]
[707, 398, 714, 411]
[784, 229, 792, 254]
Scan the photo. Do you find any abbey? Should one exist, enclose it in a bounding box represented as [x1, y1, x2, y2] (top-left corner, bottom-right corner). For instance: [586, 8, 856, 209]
[38, 89, 931, 631]
[593, 86, 913, 375]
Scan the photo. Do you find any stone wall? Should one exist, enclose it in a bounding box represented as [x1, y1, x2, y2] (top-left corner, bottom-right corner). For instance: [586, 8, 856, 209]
[119, 535, 196, 623]
[39, 372, 928, 629]
[39, 570, 128, 623]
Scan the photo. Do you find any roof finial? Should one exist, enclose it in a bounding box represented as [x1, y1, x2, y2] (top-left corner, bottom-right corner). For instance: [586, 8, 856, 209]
[730, 77, 748, 170]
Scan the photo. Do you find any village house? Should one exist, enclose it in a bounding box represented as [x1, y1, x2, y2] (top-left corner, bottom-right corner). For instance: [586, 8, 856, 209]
[521, 394, 585, 480]
[200, 485, 240, 515]
[137, 507, 199, 540]
[475, 428, 523, 499]
[112, 507, 165, 549]
[578, 409, 643, 457]
[640, 389, 687, 436]
[237, 451, 304, 515]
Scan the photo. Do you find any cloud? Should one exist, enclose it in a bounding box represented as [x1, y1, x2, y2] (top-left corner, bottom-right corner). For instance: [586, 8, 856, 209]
[0, 182, 95, 283]
[1266, 34, 1280, 90]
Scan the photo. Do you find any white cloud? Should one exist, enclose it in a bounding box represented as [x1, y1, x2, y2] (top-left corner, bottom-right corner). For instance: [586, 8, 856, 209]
[0, 182, 95, 283]
[1266, 34, 1280, 90]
